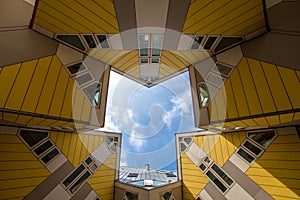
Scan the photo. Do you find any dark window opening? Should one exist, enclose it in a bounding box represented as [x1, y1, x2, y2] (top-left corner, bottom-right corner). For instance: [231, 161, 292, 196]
[125, 191, 138, 200]
[203, 36, 217, 50]
[199, 163, 206, 171]
[213, 63, 233, 77]
[69, 171, 91, 194]
[214, 37, 243, 53]
[191, 36, 204, 49]
[63, 164, 85, 187]
[34, 140, 53, 156]
[243, 141, 262, 156]
[206, 170, 227, 193]
[56, 35, 86, 51]
[83, 35, 97, 49]
[41, 148, 59, 164]
[237, 148, 255, 163]
[19, 129, 48, 148]
[211, 164, 233, 186]
[67, 62, 86, 75]
[127, 173, 138, 177]
[247, 130, 276, 148]
[97, 35, 110, 49]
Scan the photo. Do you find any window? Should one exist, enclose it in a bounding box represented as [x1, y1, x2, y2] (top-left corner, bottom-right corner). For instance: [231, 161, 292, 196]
[203, 36, 218, 50]
[214, 36, 243, 53]
[124, 191, 138, 200]
[191, 35, 204, 50]
[19, 129, 48, 148]
[236, 130, 276, 164]
[83, 35, 97, 49]
[212, 63, 233, 77]
[166, 173, 176, 177]
[160, 191, 174, 200]
[82, 83, 101, 107]
[199, 156, 234, 193]
[56, 35, 86, 51]
[18, 129, 60, 166]
[140, 58, 149, 64]
[104, 137, 118, 153]
[96, 35, 110, 49]
[199, 83, 210, 107]
[179, 137, 193, 153]
[66, 62, 86, 75]
[247, 130, 276, 148]
[62, 155, 98, 195]
[151, 58, 160, 64]
[139, 34, 149, 56]
[206, 72, 226, 88]
[74, 73, 93, 86]
[151, 34, 163, 56]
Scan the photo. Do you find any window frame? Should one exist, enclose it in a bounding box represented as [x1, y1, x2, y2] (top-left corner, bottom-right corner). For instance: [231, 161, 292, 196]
[55, 34, 88, 52]
[82, 81, 102, 108]
[81, 34, 98, 49]
[65, 61, 88, 77]
[247, 129, 277, 149]
[74, 71, 95, 87]
[95, 34, 111, 49]
[190, 35, 206, 50]
[212, 62, 234, 78]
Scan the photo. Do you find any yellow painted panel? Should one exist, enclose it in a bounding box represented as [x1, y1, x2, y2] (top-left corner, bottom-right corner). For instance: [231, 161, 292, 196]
[36, 9, 78, 33]
[16, 115, 33, 125]
[265, 115, 280, 126]
[79, 134, 88, 159]
[183, 0, 232, 33]
[50, 131, 58, 143]
[60, 78, 74, 119]
[0, 169, 49, 180]
[208, 99, 219, 122]
[267, 143, 300, 152]
[296, 71, 300, 81]
[261, 62, 292, 111]
[36, 56, 61, 115]
[186, 0, 249, 34]
[253, 117, 270, 127]
[260, 152, 300, 161]
[185, 0, 213, 18]
[38, 0, 105, 33]
[279, 113, 294, 124]
[273, 134, 299, 144]
[224, 79, 238, 119]
[38, 1, 89, 33]
[22, 56, 52, 113]
[81, 98, 91, 121]
[35, 17, 66, 33]
[77, 0, 118, 31]
[62, 132, 71, 157]
[213, 3, 263, 35]
[48, 66, 69, 117]
[73, 133, 84, 166]
[0, 160, 45, 170]
[278, 66, 300, 109]
[0, 152, 38, 161]
[26, 117, 46, 126]
[38, 119, 57, 126]
[238, 58, 262, 115]
[0, 63, 21, 108]
[3, 112, 18, 123]
[294, 112, 300, 121]
[223, 12, 264, 35]
[247, 167, 300, 180]
[5, 60, 37, 110]
[247, 58, 276, 113]
[72, 87, 84, 121]
[67, 134, 78, 165]
[0, 177, 47, 190]
[0, 143, 28, 152]
[229, 67, 250, 117]
[55, 131, 65, 150]
[241, 119, 259, 127]
[0, 187, 36, 199]
[0, 134, 22, 144]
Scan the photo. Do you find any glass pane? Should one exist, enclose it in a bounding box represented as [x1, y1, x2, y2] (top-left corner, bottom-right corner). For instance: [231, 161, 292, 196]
[97, 35, 109, 49]
[110, 143, 117, 152]
[125, 191, 138, 200]
[213, 63, 233, 76]
[161, 191, 172, 200]
[199, 163, 206, 171]
[237, 148, 255, 163]
[151, 34, 162, 56]
[211, 164, 233, 186]
[83, 83, 101, 107]
[206, 170, 227, 193]
[33, 140, 53, 156]
[63, 164, 85, 187]
[41, 148, 59, 164]
[128, 173, 138, 177]
[85, 157, 92, 165]
[19, 129, 48, 147]
[184, 137, 192, 145]
[69, 171, 91, 194]
[139, 34, 149, 56]
[83, 35, 96, 48]
[199, 83, 210, 107]
[247, 130, 276, 148]
[75, 73, 93, 86]
[180, 143, 187, 152]
[243, 141, 262, 156]
[191, 36, 204, 49]
[204, 36, 217, 50]
[67, 62, 86, 75]
[207, 73, 225, 87]
[151, 58, 160, 63]
[214, 37, 243, 52]
[105, 137, 113, 145]
[56, 35, 86, 51]
[140, 58, 148, 64]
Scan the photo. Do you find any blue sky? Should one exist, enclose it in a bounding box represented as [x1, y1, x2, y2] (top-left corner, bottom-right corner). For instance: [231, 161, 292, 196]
[99, 70, 199, 170]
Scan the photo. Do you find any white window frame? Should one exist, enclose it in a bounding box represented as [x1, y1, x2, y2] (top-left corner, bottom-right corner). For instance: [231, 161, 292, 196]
[190, 35, 206, 50]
